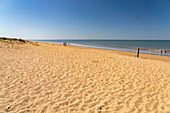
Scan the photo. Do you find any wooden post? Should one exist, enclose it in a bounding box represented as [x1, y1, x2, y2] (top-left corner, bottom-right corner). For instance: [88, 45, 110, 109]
[137, 48, 140, 58]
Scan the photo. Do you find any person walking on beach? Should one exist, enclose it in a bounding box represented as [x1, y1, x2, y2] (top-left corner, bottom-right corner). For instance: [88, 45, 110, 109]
[161, 50, 163, 56]
[164, 51, 166, 56]
[63, 42, 67, 46]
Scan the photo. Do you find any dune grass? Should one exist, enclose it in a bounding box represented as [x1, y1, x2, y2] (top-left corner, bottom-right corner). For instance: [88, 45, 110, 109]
[0, 37, 39, 46]
[0, 37, 28, 43]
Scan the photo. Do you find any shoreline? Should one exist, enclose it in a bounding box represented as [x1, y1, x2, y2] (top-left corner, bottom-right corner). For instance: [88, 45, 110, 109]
[35, 41, 170, 62]
[32, 40, 170, 56]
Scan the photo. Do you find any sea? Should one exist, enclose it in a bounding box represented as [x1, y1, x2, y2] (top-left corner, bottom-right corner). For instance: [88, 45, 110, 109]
[32, 40, 170, 56]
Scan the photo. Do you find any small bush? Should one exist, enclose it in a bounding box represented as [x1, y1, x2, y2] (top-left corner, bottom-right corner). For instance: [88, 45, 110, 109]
[18, 39, 26, 43]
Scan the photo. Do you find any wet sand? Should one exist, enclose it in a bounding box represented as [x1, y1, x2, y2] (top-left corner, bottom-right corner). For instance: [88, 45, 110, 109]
[0, 41, 170, 113]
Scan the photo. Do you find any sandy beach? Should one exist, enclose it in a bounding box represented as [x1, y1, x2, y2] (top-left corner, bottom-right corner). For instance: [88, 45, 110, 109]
[0, 41, 170, 113]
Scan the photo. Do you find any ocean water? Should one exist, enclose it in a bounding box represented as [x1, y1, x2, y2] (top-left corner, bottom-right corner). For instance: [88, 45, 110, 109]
[32, 40, 170, 56]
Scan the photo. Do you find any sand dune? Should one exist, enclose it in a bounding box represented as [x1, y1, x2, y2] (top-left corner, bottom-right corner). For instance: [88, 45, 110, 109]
[0, 41, 170, 113]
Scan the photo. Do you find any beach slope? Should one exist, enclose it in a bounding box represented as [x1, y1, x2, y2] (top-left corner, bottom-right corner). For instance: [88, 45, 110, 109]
[0, 41, 170, 113]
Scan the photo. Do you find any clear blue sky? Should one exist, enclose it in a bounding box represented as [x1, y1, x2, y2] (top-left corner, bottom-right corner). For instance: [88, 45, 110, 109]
[0, 0, 170, 40]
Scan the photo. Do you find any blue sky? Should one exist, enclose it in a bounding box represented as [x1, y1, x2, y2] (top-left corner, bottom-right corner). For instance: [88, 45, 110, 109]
[0, 0, 170, 40]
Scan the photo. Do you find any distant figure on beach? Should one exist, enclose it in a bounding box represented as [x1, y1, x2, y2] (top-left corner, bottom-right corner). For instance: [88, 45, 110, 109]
[63, 42, 67, 46]
[161, 50, 163, 56]
[164, 51, 166, 56]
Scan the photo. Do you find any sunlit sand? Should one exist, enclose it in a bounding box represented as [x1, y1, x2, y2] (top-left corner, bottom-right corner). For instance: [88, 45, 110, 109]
[0, 41, 170, 113]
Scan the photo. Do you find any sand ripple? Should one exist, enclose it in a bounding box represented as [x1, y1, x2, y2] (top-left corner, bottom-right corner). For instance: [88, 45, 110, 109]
[0, 42, 170, 113]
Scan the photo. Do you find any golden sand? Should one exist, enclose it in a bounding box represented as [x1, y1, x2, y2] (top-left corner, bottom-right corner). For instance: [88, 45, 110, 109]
[0, 41, 170, 113]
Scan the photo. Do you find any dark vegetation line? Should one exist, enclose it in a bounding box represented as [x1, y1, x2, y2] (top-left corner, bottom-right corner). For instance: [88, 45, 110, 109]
[0, 37, 28, 43]
[0, 37, 39, 46]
